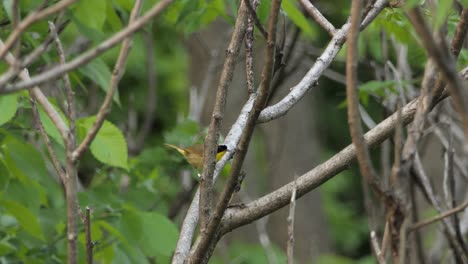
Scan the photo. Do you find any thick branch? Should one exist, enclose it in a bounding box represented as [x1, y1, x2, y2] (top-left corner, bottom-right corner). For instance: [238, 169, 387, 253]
[258, 0, 388, 123]
[298, 0, 336, 36]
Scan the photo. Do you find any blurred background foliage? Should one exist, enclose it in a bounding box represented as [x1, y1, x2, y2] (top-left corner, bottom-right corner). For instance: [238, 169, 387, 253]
[0, 0, 465, 263]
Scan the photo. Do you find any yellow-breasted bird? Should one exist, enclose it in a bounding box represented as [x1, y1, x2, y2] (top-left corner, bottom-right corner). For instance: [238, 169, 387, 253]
[164, 143, 227, 169]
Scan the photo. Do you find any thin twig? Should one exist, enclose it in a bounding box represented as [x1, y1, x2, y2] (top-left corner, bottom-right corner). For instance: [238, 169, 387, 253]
[29, 96, 66, 183]
[243, 0, 268, 39]
[409, 200, 468, 232]
[12, 0, 20, 59]
[346, 0, 384, 196]
[371, 231, 385, 264]
[0, 0, 77, 60]
[286, 178, 297, 264]
[298, 0, 336, 36]
[245, 0, 260, 94]
[0, 0, 175, 94]
[49, 21, 76, 145]
[450, 8, 468, 57]
[72, 0, 144, 161]
[85, 207, 93, 264]
[411, 153, 468, 261]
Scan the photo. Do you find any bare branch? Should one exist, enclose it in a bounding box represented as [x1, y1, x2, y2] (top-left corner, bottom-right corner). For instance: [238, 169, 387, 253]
[30, 96, 66, 183]
[85, 207, 93, 264]
[243, 0, 268, 39]
[450, 8, 468, 57]
[409, 200, 468, 232]
[371, 231, 385, 264]
[0, 0, 175, 94]
[49, 21, 76, 145]
[245, 0, 260, 94]
[346, 0, 383, 195]
[72, 0, 144, 162]
[287, 179, 297, 264]
[298, 0, 336, 36]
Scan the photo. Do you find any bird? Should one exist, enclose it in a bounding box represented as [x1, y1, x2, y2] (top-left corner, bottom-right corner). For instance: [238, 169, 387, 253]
[164, 143, 228, 169]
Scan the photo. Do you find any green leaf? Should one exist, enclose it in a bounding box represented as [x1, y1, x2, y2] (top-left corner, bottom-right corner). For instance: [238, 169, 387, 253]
[115, 0, 134, 11]
[434, 0, 454, 29]
[282, 0, 316, 36]
[119, 208, 143, 243]
[79, 58, 121, 106]
[257, 0, 271, 25]
[461, 0, 468, 7]
[139, 211, 179, 257]
[0, 240, 16, 256]
[77, 117, 128, 170]
[2, 0, 13, 21]
[96, 220, 128, 245]
[0, 93, 18, 126]
[73, 0, 107, 30]
[38, 103, 69, 146]
[0, 199, 45, 241]
[1, 135, 57, 207]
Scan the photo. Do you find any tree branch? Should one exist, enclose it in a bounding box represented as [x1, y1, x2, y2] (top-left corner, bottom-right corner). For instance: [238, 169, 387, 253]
[72, 0, 144, 161]
[0, 0, 77, 60]
[243, 0, 268, 39]
[258, 0, 388, 123]
[409, 200, 468, 233]
[346, 0, 383, 195]
[0, 0, 175, 94]
[286, 179, 297, 264]
[298, 0, 336, 36]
